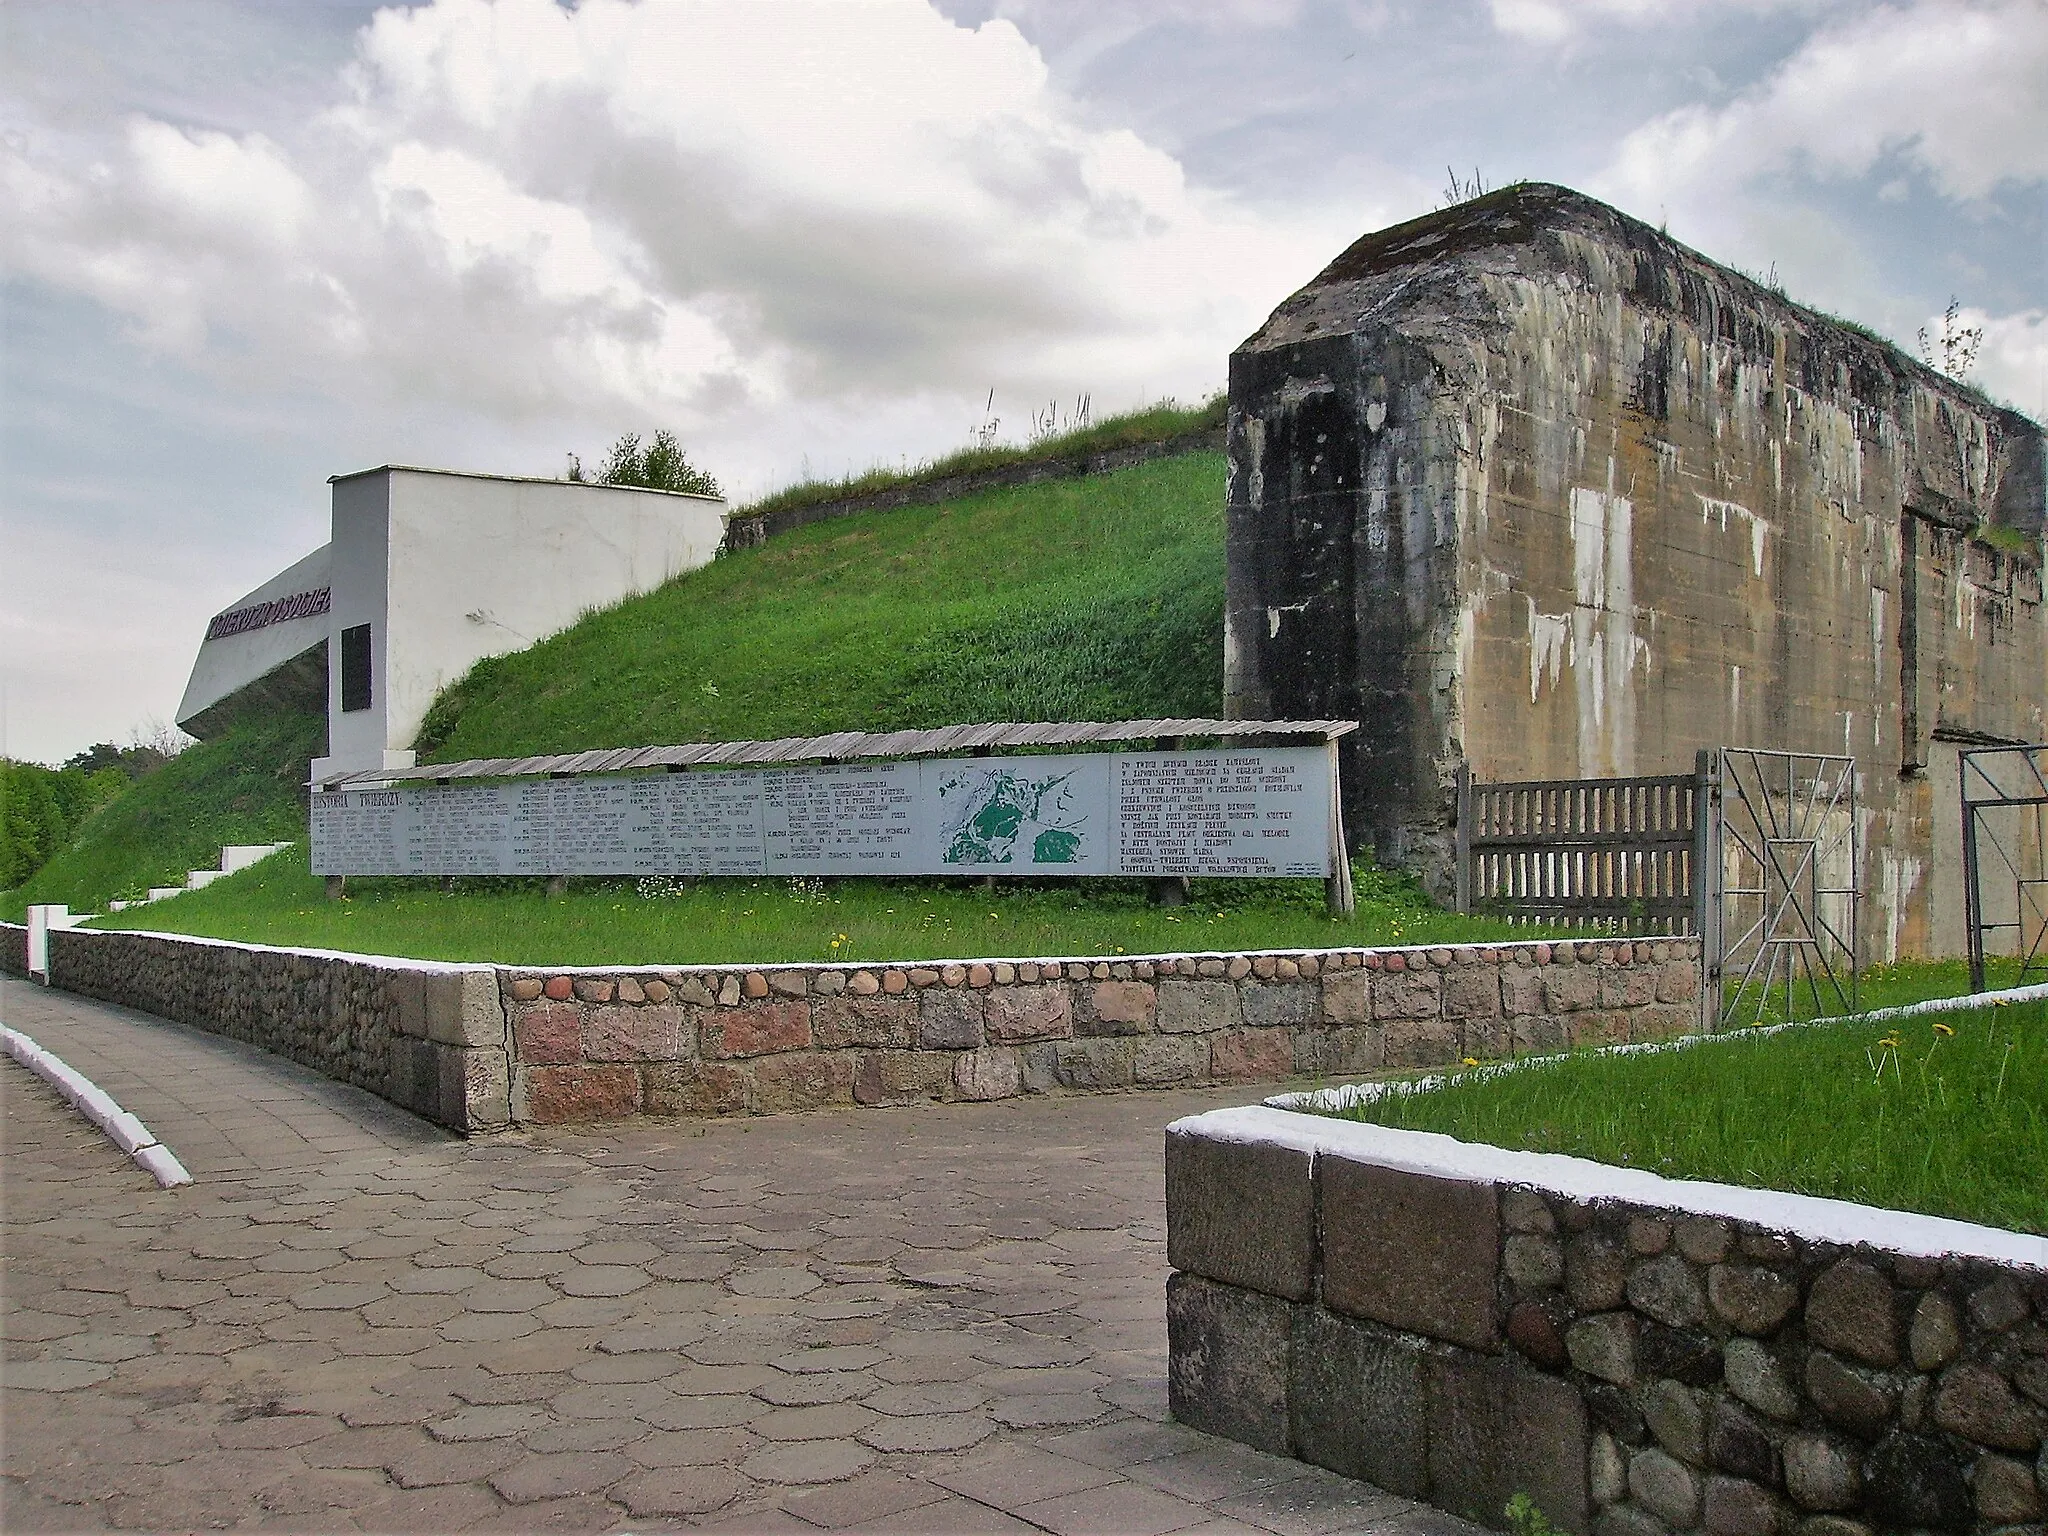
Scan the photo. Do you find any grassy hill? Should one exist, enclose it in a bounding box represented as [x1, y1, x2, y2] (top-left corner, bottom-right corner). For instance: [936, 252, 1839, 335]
[1, 708, 323, 920]
[416, 449, 1227, 760]
[9, 449, 1227, 926]
[72, 445, 1477, 961]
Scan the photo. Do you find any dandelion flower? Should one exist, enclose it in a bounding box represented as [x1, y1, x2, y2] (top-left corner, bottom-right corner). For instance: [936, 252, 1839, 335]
[1933, 1021, 1955, 1037]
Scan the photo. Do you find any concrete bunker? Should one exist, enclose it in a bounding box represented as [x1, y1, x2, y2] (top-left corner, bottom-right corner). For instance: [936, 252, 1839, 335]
[1225, 183, 2046, 960]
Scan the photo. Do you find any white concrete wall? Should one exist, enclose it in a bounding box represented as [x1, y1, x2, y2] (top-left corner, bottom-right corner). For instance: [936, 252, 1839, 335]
[321, 472, 395, 774]
[175, 544, 332, 734]
[308, 468, 725, 777]
[378, 470, 726, 762]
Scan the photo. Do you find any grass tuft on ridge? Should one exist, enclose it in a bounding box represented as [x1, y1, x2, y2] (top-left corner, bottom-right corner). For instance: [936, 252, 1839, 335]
[736, 396, 1224, 523]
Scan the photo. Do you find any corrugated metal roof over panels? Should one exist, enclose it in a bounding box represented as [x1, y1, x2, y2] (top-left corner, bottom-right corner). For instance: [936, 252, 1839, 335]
[316, 718, 1357, 789]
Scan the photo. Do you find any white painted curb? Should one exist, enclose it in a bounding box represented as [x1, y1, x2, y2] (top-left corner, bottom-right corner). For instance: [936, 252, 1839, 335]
[2, 1026, 192, 1188]
[1270, 979, 2048, 1116]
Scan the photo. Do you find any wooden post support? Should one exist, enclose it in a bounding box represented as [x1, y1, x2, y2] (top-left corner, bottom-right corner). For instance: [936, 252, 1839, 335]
[1454, 760, 1473, 915]
[971, 745, 996, 895]
[546, 874, 568, 899]
[1324, 738, 1355, 918]
[1150, 735, 1191, 908]
[324, 875, 346, 901]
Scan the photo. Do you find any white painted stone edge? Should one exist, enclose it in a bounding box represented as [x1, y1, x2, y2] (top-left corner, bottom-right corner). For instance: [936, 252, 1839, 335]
[0, 920, 492, 977]
[1184, 983, 2048, 1270]
[1267, 979, 2048, 1115]
[3, 918, 1694, 978]
[1, 1025, 192, 1188]
[1175, 1104, 2048, 1270]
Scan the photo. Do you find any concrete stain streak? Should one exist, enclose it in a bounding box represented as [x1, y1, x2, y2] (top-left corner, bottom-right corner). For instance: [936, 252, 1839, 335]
[1697, 494, 1769, 578]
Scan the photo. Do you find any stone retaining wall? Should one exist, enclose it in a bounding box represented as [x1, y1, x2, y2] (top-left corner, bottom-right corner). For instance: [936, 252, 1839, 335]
[0, 924, 509, 1135]
[1166, 1108, 2048, 1536]
[496, 938, 1701, 1124]
[0, 922, 1702, 1133]
[0, 920, 26, 978]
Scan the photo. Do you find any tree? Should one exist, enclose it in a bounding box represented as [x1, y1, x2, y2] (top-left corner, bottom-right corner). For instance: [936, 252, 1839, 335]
[63, 741, 171, 780]
[1918, 298, 1984, 382]
[593, 430, 722, 498]
[0, 762, 69, 889]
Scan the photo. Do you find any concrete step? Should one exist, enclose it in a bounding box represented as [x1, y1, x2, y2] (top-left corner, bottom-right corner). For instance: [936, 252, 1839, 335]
[220, 842, 292, 874]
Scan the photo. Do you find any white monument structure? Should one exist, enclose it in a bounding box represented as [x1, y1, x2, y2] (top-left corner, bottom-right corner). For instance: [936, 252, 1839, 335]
[175, 466, 728, 779]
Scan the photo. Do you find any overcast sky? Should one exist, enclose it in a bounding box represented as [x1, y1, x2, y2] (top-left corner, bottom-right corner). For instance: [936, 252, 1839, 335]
[3, 0, 2043, 765]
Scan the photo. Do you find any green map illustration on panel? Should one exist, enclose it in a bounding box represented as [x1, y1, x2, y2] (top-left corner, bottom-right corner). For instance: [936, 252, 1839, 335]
[935, 766, 1089, 866]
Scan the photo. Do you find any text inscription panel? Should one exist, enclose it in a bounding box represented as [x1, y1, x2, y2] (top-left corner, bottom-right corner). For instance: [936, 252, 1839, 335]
[311, 749, 1331, 879]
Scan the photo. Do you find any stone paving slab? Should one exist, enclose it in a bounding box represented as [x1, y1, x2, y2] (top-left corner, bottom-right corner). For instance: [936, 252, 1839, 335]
[2, 977, 1486, 1534]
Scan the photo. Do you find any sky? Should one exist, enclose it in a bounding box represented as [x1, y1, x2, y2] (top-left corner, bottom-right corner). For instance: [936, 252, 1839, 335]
[2, 0, 2044, 766]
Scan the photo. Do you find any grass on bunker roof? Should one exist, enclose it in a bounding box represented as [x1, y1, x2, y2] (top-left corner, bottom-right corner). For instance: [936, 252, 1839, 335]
[1313, 987, 2048, 1234]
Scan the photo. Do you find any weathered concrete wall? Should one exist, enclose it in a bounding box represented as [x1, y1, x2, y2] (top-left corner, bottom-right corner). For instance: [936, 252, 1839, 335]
[1167, 1108, 2048, 1536]
[0, 921, 1699, 1129]
[1226, 183, 2047, 958]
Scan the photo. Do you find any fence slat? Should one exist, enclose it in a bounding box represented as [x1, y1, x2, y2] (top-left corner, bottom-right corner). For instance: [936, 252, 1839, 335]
[1462, 767, 1701, 934]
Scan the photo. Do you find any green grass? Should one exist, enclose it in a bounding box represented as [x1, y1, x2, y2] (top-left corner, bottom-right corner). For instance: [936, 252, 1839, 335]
[1, 710, 323, 922]
[1315, 993, 2048, 1234]
[1721, 955, 2030, 1024]
[87, 842, 1541, 965]
[415, 451, 1230, 760]
[1973, 519, 2042, 559]
[736, 396, 1224, 523]
[11, 451, 1227, 925]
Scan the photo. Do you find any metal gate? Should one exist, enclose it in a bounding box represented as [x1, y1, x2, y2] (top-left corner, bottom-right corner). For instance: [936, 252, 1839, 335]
[1701, 748, 1859, 1027]
[1458, 748, 1861, 1028]
[1960, 743, 2048, 992]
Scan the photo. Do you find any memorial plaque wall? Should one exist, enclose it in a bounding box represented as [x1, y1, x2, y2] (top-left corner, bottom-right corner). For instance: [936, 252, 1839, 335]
[311, 747, 1335, 880]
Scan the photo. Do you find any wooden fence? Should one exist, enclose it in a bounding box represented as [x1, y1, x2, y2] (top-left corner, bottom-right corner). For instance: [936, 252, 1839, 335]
[1455, 754, 1708, 934]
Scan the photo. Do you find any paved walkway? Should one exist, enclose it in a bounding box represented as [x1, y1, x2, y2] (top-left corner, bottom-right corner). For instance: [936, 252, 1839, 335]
[1, 976, 1472, 1535]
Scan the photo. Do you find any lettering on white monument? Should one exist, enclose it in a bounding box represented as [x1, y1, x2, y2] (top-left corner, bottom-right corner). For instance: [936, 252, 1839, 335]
[311, 748, 1333, 879]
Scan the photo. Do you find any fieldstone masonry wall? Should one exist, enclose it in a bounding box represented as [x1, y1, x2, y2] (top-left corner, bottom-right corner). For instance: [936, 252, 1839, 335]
[0, 922, 1700, 1132]
[1167, 1121, 2048, 1536]
[497, 938, 1700, 1124]
[0, 925, 510, 1135]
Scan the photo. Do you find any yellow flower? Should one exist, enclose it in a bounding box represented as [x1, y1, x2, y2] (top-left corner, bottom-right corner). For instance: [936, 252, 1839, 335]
[1878, 1034, 1901, 1050]
[1461, 1056, 1480, 1067]
[1933, 1021, 1955, 1037]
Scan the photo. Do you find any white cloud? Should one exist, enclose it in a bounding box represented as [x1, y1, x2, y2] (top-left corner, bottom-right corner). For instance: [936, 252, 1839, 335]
[1603, 0, 2048, 205]
[3, 0, 1356, 467]
[0, 520, 221, 764]
[1584, 0, 2048, 417]
[1487, 0, 1798, 44]
[128, 121, 312, 246]
[1968, 307, 2048, 418]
